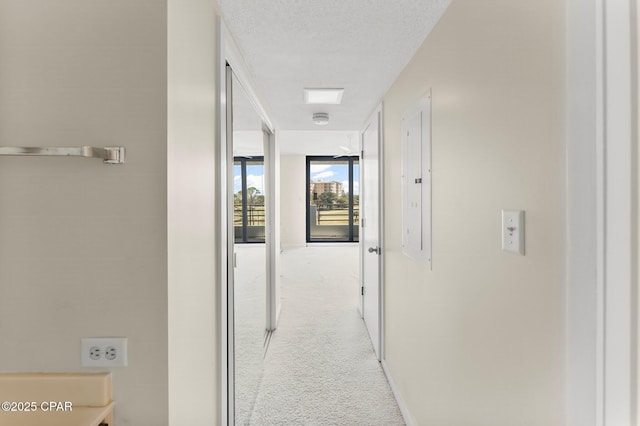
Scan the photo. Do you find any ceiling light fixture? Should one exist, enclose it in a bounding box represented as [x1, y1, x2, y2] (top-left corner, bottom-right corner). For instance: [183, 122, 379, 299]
[312, 113, 330, 125]
[304, 88, 344, 105]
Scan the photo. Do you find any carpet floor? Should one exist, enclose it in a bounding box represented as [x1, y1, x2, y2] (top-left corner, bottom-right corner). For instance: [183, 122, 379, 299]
[247, 245, 405, 426]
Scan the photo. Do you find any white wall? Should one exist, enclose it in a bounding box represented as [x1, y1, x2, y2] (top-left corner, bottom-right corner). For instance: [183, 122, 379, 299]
[280, 155, 307, 248]
[168, 0, 219, 424]
[382, 0, 566, 424]
[0, 1, 168, 424]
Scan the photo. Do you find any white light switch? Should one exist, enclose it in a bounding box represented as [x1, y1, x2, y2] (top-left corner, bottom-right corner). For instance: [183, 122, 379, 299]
[502, 210, 525, 255]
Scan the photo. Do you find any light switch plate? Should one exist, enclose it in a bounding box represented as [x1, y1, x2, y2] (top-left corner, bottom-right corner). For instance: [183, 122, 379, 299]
[502, 210, 525, 255]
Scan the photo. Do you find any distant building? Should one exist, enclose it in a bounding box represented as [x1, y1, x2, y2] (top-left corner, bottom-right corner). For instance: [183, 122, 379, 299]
[310, 180, 344, 196]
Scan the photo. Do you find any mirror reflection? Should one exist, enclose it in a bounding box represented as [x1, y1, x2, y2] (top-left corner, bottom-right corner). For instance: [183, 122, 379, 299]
[231, 71, 268, 425]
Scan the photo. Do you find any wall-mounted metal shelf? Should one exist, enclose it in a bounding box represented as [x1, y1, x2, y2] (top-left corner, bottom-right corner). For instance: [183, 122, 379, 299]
[0, 146, 126, 164]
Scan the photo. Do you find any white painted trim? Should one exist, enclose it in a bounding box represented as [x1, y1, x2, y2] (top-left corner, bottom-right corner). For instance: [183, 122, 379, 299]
[568, 0, 637, 424]
[602, 0, 634, 424]
[378, 102, 386, 361]
[381, 360, 416, 426]
[566, 0, 637, 424]
[360, 104, 384, 360]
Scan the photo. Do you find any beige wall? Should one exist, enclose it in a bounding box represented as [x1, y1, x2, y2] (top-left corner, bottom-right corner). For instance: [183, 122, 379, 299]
[280, 155, 307, 248]
[168, 0, 219, 424]
[0, 1, 168, 425]
[382, 0, 566, 424]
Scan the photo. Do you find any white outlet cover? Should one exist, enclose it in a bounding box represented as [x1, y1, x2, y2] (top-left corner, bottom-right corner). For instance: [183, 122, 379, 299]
[502, 210, 525, 255]
[81, 337, 128, 367]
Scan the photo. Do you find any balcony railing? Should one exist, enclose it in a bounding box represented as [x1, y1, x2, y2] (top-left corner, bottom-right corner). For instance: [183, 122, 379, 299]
[315, 205, 359, 225]
[234, 204, 265, 226]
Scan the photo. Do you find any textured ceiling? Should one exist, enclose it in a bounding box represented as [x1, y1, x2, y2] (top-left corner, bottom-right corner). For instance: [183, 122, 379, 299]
[279, 131, 359, 156]
[217, 0, 451, 131]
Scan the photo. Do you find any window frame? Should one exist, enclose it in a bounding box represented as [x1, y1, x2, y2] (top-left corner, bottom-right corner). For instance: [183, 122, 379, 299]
[305, 155, 359, 243]
[234, 156, 265, 244]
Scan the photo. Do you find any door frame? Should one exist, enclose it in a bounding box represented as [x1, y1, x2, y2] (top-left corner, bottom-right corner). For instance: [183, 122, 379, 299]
[360, 103, 385, 360]
[567, 1, 637, 424]
[599, 0, 637, 423]
[218, 18, 276, 426]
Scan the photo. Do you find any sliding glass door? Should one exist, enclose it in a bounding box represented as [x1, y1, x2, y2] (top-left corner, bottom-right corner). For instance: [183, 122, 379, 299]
[306, 156, 359, 242]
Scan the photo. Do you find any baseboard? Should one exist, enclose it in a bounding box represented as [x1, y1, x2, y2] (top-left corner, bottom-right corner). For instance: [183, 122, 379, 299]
[381, 360, 417, 426]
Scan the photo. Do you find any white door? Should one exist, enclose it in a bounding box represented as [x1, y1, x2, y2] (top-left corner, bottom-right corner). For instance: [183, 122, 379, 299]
[361, 107, 382, 360]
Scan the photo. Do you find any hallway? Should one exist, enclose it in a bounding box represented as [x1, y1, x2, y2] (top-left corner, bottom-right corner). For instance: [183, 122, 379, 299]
[248, 246, 403, 425]
[0, 1, 636, 424]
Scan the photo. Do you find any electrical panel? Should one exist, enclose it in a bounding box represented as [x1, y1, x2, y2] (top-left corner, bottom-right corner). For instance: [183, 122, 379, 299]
[401, 93, 432, 263]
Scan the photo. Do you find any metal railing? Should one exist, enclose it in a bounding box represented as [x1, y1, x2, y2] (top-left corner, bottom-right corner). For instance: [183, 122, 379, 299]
[234, 204, 265, 226]
[315, 206, 359, 225]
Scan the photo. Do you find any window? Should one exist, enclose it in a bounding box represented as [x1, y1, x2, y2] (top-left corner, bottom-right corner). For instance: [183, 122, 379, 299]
[306, 156, 359, 242]
[234, 157, 265, 243]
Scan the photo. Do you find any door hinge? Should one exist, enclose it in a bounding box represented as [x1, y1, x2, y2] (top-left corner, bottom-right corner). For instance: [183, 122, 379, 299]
[361, 286, 364, 296]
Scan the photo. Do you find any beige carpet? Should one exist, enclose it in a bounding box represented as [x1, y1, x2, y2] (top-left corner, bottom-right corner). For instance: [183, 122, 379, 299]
[247, 245, 404, 426]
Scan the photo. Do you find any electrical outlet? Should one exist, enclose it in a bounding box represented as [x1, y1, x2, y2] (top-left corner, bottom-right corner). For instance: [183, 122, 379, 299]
[89, 346, 101, 360]
[105, 346, 117, 361]
[81, 338, 128, 367]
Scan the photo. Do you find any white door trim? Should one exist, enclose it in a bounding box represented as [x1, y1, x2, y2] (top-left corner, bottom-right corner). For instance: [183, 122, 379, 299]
[568, 1, 637, 425]
[601, 0, 635, 424]
[379, 103, 386, 361]
[360, 103, 384, 360]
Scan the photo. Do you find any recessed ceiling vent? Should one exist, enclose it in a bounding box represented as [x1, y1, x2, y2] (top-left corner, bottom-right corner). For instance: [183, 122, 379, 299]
[312, 113, 330, 125]
[304, 88, 344, 105]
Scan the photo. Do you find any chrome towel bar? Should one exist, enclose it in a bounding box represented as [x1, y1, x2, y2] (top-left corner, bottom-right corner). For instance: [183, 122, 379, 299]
[0, 146, 125, 164]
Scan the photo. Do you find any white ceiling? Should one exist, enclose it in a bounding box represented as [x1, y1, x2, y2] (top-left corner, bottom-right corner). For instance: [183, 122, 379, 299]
[217, 0, 451, 131]
[279, 130, 359, 156]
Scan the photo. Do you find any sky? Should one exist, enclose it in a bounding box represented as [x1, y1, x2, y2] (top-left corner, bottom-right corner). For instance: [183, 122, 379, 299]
[234, 164, 264, 194]
[310, 163, 359, 195]
[234, 161, 359, 196]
